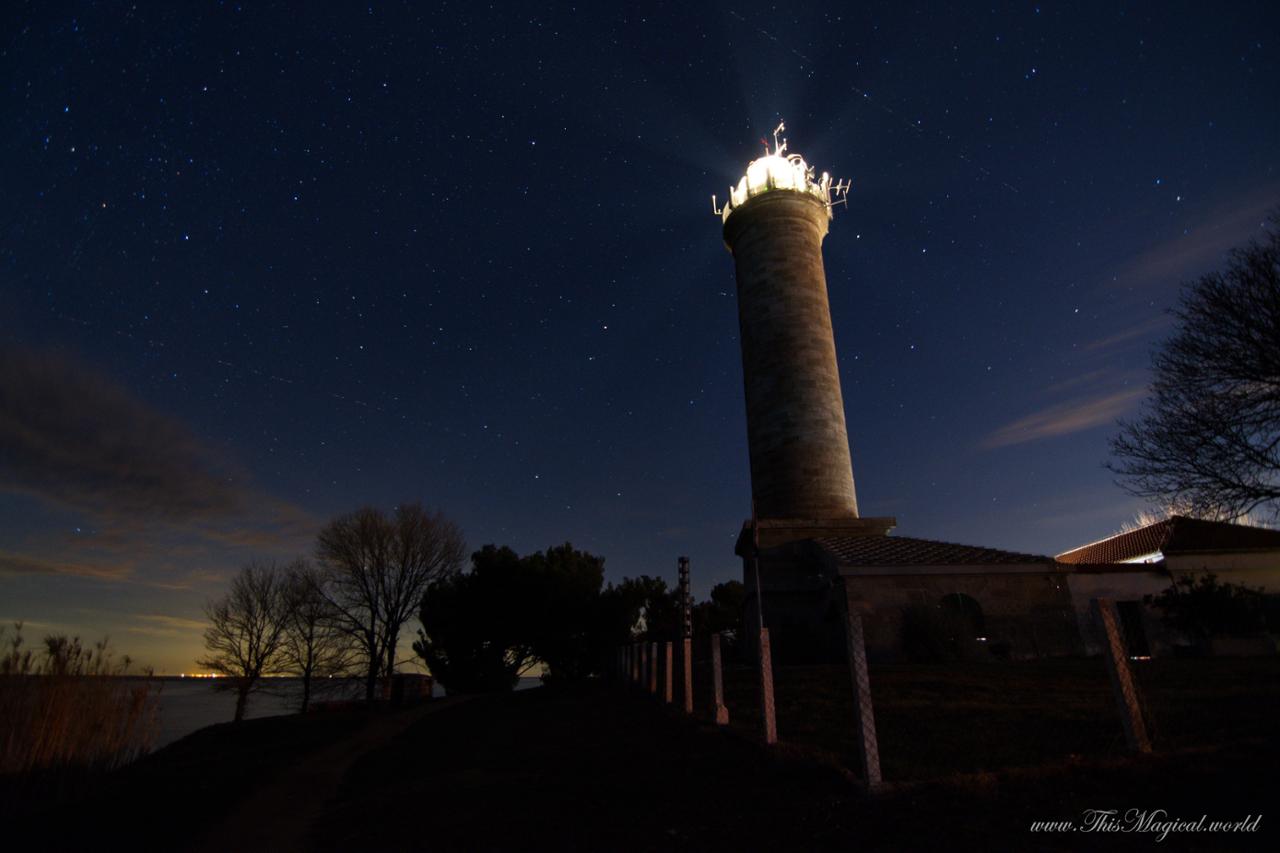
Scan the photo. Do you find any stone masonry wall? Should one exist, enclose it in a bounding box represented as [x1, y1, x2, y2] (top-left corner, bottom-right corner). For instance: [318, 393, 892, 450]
[843, 570, 1080, 661]
[723, 190, 859, 520]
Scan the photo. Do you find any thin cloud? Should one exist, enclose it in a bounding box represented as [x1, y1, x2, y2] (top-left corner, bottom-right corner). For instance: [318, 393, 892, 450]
[0, 551, 133, 580]
[1108, 187, 1277, 290]
[190, 502, 319, 550]
[1080, 314, 1172, 353]
[983, 388, 1146, 449]
[120, 624, 196, 639]
[0, 344, 319, 587]
[0, 618, 72, 632]
[1043, 368, 1115, 395]
[0, 343, 245, 522]
[141, 568, 237, 591]
[56, 610, 208, 639]
[1042, 367, 1147, 399]
[132, 613, 207, 632]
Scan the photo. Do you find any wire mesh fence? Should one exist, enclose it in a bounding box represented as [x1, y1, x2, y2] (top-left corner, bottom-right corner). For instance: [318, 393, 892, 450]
[614, 619, 1280, 786]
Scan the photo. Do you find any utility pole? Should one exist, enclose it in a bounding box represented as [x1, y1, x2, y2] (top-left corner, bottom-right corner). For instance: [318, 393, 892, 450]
[678, 556, 693, 714]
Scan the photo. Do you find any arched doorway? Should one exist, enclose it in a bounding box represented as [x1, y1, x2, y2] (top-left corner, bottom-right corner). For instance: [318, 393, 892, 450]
[938, 592, 985, 651]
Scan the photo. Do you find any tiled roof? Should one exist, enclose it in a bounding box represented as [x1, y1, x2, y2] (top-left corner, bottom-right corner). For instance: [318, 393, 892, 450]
[1056, 523, 1168, 565]
[815, 535, 1053, 567]
[1056, 516, 1280, 564]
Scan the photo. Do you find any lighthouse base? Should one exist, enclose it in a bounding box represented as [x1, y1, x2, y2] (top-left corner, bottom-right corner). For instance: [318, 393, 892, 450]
[733, 517, 1080, 665]
[736, 517, 896, 664]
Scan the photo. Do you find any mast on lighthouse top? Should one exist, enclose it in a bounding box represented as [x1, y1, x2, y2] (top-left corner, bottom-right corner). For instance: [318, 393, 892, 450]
[711, 121, 851, 223]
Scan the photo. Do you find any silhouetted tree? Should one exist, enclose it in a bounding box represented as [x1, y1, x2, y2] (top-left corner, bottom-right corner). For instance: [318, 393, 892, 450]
[315, 504, 465, 701]
[1110, 216, 1280, 522]
[198, 561, 291, 722]
[608, 575, 681, 640]
[414, 545, 747, 688]
[414, 543, 617, 688]
[693, 580, 745, 644]
[524, 543, 606, 681]
[593, 580, 646, 648]
[280, 558, 356, 713]
[414, 545, 539, 692]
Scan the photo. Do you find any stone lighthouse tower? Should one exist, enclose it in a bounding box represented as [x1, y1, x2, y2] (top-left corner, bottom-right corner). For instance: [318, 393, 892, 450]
[719, 125, 858, 521]
[716, 123, 894, 659]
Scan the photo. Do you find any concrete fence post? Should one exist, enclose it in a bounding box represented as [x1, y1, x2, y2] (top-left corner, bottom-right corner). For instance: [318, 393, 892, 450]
[682, 637, 694, 715]
[710, 632, 729, 725]
[664, 641, 674, 704]
[1092, 597, 1152, 753]
[758, 627, 777, 745]
[844, 608, 882, 789]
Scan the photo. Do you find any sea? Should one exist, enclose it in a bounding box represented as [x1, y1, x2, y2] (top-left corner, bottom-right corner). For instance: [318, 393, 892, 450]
[150, 676, 540, 750]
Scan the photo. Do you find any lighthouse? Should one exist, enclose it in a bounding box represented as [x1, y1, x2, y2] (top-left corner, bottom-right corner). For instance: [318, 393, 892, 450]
[716, 123, 895, 660]
[718, 124, 859, 520]
[710, 126, 1084, 667]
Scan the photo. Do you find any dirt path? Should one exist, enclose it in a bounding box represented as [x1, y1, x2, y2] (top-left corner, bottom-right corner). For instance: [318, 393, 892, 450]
[192, 697, 469, 853]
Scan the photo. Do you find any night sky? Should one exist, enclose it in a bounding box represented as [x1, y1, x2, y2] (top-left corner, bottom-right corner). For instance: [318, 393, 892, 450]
[2, 2, 1277, 672]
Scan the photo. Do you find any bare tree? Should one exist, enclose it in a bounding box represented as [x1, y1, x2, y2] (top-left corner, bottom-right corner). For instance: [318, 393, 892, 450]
[1110, 216, 1280, 522]
[315, 504, 465, 701]
[198, 561, 291, 722]
[280, 558, 356, 713]
[314, 507, 386, 702]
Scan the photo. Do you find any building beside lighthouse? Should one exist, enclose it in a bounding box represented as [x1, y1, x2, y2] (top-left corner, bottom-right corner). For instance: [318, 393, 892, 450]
[716, 125, 1079, 662]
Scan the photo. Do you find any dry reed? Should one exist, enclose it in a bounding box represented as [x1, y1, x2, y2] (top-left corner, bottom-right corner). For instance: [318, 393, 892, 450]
[0, 624, 159, 780]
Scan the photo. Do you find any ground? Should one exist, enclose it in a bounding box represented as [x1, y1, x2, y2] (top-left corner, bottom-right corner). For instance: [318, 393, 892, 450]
[13, 662, 1279, 851]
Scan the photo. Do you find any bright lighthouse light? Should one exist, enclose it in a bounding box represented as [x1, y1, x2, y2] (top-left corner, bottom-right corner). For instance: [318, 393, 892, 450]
[724, 154, 829, 222]
[713, 121, 848, 223]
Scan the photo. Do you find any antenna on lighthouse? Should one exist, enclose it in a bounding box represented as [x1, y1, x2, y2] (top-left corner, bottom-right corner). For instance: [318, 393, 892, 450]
[829, 177, 852, 210]
[772, 121, 787, 156]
